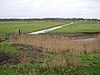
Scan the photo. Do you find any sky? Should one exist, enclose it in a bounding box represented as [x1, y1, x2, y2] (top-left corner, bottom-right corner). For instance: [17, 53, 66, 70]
[0, 0, 100, 19]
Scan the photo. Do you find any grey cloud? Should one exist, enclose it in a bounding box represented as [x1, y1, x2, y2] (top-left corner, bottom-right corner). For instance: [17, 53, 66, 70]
[0, 0, 100, 18]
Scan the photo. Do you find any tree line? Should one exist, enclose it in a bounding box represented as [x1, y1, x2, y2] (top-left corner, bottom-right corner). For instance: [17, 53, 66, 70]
[0, 18, 100, 21]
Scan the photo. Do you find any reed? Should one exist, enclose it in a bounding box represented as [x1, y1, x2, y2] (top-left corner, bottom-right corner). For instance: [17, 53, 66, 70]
[9, 34, 100, 54]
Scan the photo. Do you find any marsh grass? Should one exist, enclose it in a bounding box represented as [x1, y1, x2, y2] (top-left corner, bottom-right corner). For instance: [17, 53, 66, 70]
[0, 48, 99, 75]
[0, 33, 99, 75]
[9, 34, 100, 54]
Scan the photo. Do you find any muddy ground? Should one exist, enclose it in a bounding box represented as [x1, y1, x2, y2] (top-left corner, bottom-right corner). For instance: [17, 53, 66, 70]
[0, 44, 44, 65]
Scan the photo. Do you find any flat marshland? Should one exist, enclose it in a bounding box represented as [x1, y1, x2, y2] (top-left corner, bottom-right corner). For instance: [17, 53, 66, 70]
[0, 20, 100, 75]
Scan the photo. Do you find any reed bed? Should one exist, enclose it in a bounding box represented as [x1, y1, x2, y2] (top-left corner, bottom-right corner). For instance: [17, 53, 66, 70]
[9, 34, 100, 54]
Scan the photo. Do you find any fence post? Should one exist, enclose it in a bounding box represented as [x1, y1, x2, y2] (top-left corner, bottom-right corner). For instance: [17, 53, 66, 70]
[19, 30, 21, 35]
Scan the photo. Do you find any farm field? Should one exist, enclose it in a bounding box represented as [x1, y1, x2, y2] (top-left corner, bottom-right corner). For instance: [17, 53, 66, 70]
[0, 21, 66, 33]
[0, 20, 100, 75]
[51, 21, 100, 33]
[0, 21, 100, 34]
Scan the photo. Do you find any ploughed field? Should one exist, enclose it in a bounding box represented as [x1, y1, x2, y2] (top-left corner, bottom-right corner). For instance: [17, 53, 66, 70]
[0, 20, 100, 75]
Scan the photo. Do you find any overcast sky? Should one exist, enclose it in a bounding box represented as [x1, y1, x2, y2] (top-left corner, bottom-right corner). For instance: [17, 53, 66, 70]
[0, 0, 100, 19]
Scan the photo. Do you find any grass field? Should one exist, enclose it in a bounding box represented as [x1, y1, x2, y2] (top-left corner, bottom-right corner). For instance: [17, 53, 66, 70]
[51, 21, 100, 32]
[0, 20, 100, 75]
[0, 21, 65, 33]
[0, 21, 100, 34]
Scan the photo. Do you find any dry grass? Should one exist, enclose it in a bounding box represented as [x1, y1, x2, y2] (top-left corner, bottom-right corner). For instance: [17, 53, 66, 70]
[28, 69, 36, 75]
[9, 34, 100, 54]
[42, 54, 67, 71]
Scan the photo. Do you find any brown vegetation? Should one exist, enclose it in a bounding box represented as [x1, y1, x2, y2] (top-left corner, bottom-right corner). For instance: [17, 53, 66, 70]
[9, 34, 100, 54]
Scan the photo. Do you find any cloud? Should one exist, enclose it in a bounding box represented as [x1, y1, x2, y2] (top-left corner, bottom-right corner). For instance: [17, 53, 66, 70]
[0, 0, 100, 18]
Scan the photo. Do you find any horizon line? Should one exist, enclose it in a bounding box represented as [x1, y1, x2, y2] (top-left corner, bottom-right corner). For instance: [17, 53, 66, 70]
[0, 17, 100, 19]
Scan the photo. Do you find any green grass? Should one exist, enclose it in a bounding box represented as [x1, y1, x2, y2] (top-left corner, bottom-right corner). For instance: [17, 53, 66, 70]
[51, 21, 100, 32]
[0, 21, 100, 33]
[0, 21, 65, 33]
[0, 44, 100, 75]
[0, 42, 20, 53]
